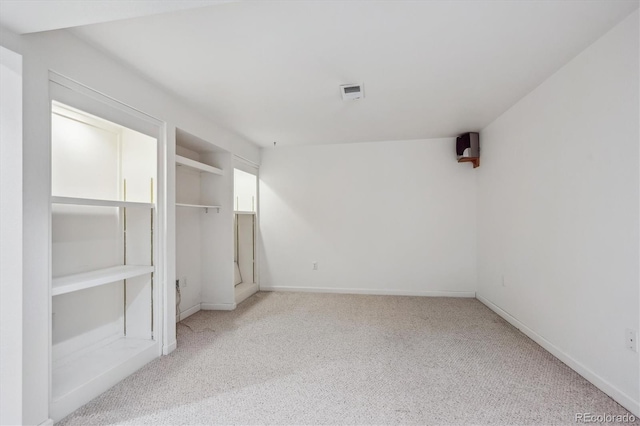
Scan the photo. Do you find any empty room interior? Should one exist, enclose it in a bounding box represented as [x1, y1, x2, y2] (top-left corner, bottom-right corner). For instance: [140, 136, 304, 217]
[1, 1, 639, 425]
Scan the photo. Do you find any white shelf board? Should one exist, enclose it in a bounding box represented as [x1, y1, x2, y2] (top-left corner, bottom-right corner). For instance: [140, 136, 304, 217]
[52, 337, 157, 418]
[176, 203, 220, 212]
[176, 155, 223, 175]
[234, 210, 256, 215]
[52, 265, 154, 296]
[51, 196, 154, 209]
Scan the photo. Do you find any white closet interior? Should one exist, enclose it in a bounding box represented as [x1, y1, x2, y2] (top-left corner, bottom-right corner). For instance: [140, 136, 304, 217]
[174, 131, 260, 321]
[233, 167, 258, 304]
[175, 129, 234, 321]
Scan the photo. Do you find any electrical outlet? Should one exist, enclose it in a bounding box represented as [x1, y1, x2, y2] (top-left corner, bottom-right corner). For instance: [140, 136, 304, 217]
[626, 329, 638, 352]
[501, 275, 506, 287]
[181, 277, 188, 288]
[312, 261, 318, 270]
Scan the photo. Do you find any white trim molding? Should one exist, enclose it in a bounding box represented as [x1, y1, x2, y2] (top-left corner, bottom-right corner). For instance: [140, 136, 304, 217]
[201, 303, 237, 311]
[177, 303, 201, 323]
[162, 341, 177, 356]
[477, 294, 640, 417]
[0, 45, 23, 426]
[261, 286, 475, 298]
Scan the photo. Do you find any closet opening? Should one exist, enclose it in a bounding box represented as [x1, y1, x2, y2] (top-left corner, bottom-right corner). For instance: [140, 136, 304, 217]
[49, 75, 163, 421]
[234, 166, 258, 305]
[174, 129, 232, 320]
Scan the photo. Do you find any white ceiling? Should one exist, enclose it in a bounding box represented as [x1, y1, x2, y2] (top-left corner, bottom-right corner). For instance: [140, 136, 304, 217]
[0, 0, 230, 34]
[31, 1, 640, 146]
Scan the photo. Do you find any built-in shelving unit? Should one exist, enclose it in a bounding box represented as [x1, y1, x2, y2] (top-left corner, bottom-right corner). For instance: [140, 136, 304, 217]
[50, 101, 160, 421]
[175, 129, 236, 319]
[174, 131, 259, 320]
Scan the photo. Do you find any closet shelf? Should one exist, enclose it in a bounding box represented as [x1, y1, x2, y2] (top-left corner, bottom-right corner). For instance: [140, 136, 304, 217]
[52, 265, 155, 296]
[234, 211, 256, 215]
[52, 337, 156, 403]
[176, 203, 220, 212]
[176, 155, 223, 175]
[51, 196, 154, 209]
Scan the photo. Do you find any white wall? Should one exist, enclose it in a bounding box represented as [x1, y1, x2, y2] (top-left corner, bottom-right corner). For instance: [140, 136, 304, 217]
[259, 138, 477, 296]
[201, 151, 235, 309]
[175, 203, 204, 319]
[0, 25, 259, 425]
[476, 10, 639, 415]
[0, 45, 23, 426]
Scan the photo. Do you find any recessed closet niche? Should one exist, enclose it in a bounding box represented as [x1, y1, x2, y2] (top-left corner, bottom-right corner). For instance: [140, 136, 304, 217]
[234, 167, 259, 304]
[49, 86, 163, 422]
[175, 129, 234, 320]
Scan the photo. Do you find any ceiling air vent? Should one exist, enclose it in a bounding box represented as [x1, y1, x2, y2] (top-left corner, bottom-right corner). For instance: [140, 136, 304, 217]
[340, 83, 364, 101]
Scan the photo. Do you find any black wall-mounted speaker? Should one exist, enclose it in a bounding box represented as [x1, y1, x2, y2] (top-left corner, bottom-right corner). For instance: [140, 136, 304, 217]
[456, 132, 480, 158]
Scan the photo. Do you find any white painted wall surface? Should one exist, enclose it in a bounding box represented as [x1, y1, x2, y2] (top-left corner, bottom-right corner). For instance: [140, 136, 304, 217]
[176, 205, 204, 318]
[0, 24, 259, 425]
[0, 45, 23, 426]
[200, 151, 235, 309]
[476, 10, 639, 415]
[259, 138, 476, 296]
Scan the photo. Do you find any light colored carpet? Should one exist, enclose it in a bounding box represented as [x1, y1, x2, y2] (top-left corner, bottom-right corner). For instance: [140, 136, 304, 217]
[58, 292, 636, 425]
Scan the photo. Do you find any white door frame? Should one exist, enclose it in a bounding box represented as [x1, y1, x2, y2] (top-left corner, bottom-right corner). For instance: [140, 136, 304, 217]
[0, 45, 24, 426]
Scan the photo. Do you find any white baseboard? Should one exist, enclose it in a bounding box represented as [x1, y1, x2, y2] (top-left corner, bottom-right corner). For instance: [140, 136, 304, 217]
[235, 282, 259, 305]
[477, 294, 640, 417]
[201, 303, 237, 311]
[177, 303, 201, 322]
[39, 419, 54, 426]
[162, 340, 177, 355]
[260, 285, 475, 298]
